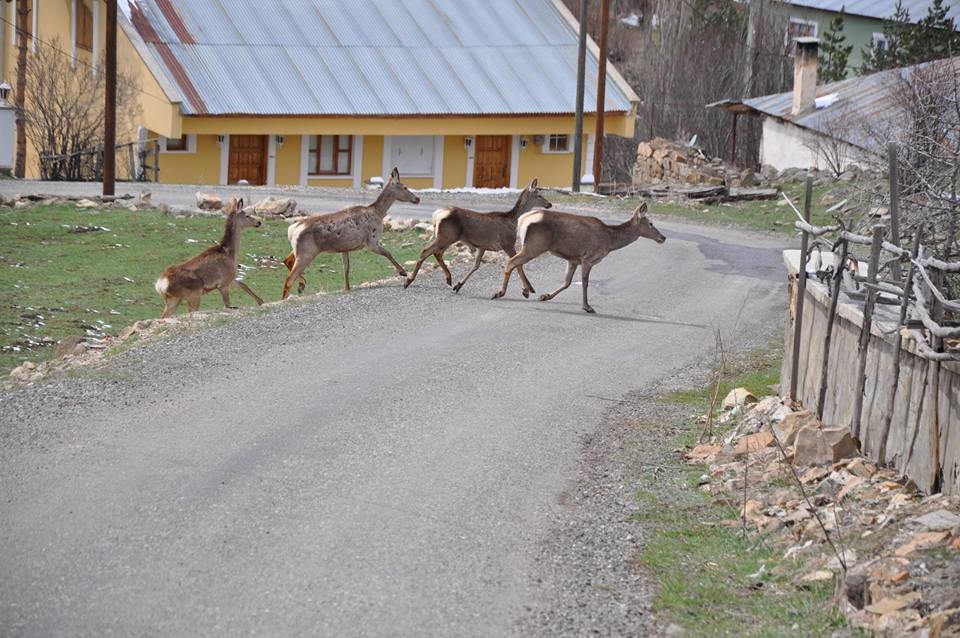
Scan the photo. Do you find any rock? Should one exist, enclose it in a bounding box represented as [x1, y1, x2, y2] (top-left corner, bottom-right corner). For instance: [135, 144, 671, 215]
[731, 431, 774, 457]
[773, 409, 818, 447]
[894, 530, 950, 556]
[793, 424, 858, 466]
[760, 164, 779, 180]
[196, 193, 223, 210]
[801, 569, 835, 582]
[865, 592, 921, 615]
[844, 458, 877, 478]
[75, 198, 98, 209]
[383, 216, 418, 232]
[254, 196, 298, 217]
[722, 387, 757, 410]
[910, 509, 960, 531]
[71, 343, 87, 356]
[55, 335, 82, 357]
[637, 142, 654, 158]
[22, 361, 36, 371]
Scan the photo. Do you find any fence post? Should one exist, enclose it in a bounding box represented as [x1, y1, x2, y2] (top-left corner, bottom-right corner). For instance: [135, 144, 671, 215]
[851, 224, 886, 440]
[887, 142, 902, 281]
[816, 238, 848, 420]
[789, 176, 814, 405]
[127, 144, 135, 182]
[877, 230, 922, 465]
[153, 144, 160, 183]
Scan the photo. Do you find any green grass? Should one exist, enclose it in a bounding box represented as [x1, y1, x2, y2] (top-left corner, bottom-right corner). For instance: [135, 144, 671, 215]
[0, 204, 430, 374]
[637, 348, 848, 636]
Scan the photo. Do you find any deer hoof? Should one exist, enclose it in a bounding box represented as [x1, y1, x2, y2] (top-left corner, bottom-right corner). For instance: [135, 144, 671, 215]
[397, 269, 408, 278]
[583, 305, 596, 314]
[521, 289, 530, 299]
[491, 291, 503, 300]
[297, 283, 306, 294]
[403, 278, 412, 289]
[539, 294, 551, 302]
[452, 283, 462, 293]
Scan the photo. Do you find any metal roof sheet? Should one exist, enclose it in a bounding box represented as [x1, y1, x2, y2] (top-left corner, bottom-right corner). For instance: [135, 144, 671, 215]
[785, 0, 960, 24]
[128, 0, 636, 117]
[738, 56, 960, 153]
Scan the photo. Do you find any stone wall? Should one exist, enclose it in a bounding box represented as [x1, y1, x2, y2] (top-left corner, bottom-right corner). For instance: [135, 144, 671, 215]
[780, 250, 960, 498]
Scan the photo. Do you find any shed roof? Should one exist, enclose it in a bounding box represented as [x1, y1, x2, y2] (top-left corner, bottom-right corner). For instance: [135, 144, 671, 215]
[712, 56, 960, 154]
[784, 1, 960, 24]
[127, 0, 638, 118]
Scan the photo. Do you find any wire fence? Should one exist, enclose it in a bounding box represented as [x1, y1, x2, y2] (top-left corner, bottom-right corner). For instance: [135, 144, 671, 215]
[38, 138, 160, 182]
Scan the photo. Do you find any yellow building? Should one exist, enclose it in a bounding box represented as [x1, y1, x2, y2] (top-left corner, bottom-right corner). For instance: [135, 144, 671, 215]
[5, 0, 638, 189]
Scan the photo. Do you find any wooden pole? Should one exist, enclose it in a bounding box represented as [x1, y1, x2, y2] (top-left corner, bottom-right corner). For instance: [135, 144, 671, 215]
[789, 177, 814, 404]
[153, 143, 159, 182]
[816, 238, 848, 420]
[877, 230, 922, 465]
[592, 0, 609, 189]
[102, 0, 117, 198]
[729, 113, 739, 165]
[888, 142, 902, 281]
[13, 1, 29, 179]
[571, 0, 587, 192]
[851, 224, 886, 440]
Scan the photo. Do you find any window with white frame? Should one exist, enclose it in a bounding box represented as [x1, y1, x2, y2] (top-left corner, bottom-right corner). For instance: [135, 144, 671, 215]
[76, 1, 93, 51]
[308, 135, 353, 176]
[160, 134, 196, 153]
[787, 18, 818, 51]
[542, 134, 571, 153]
[389, 136, 435, 176]
[872, 32, 889, 53]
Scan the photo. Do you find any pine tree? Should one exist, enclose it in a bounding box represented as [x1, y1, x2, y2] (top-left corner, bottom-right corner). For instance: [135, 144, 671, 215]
[859, 0, 960, 73]
[819, 8, 853, 83]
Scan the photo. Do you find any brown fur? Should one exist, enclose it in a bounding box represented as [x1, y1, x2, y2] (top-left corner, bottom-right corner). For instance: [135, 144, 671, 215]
[281, 167, 420, 298]
[155, 197, 264, 318]
[403, 178, 552, 296]
[492, 202, 666, 313]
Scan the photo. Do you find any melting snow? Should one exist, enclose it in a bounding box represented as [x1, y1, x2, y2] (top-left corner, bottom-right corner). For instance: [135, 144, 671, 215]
[620, 12, 641, 28]
[815, 93, 840, 109]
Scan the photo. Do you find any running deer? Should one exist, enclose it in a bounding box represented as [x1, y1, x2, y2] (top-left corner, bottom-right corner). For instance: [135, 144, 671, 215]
[492, 202, 665, 313]
[155, 197, 264, 318]
[281, 167, 420, 299]
[402, 178, 552, 295]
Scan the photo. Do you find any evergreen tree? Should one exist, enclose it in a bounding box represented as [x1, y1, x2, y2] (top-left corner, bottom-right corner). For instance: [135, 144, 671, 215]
[819, 8, 853, 82]
[859, 0, 960, 73]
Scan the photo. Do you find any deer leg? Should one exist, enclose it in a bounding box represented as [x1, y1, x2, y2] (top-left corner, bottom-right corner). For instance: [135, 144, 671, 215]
[505, 246, 536, 298]
[580, 262, 595, 313]
[452, 249, 485, 293]
[160, 296, 180, 319]
[282, 257, 310, 300]
[187, 293, 202, 313]
[404, 238, 447, 288]
[283, 252, 306, 294]
[219, 287, 238, 310]
[492, 250, 538, 300]
[341, 252, 351, 292]
[540, 261, 577, 302]
[235, 281, 264, 305]
[368, 241, 408, 278]
[434, 252, 453, 286]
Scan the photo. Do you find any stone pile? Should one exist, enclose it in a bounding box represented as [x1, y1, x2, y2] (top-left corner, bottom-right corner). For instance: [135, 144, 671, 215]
[686, 391, 960, 637]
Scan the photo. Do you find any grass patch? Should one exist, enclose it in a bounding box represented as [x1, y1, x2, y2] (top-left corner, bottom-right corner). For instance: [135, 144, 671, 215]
[637, 347, 847, 636]
[0, 204, 430, 374]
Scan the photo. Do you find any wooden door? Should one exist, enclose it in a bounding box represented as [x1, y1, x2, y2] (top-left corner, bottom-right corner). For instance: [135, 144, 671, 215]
[228, 135, 268, 185]
[473, 135, 511, 188]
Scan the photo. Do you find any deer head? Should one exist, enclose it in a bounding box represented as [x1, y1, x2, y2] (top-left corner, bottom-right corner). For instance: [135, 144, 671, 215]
[385, 167, 421, 205]
[633, 203, 665, 244]
[515, 178, 552, 214]
[224, 197, 261, 228]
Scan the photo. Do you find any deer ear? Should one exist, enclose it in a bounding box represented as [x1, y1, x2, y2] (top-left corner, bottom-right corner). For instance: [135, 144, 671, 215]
[528, 177, 538, 190]
[238, 197, 244, 210]
[391, 167, 400, 181]
[634, 202, 648, 218]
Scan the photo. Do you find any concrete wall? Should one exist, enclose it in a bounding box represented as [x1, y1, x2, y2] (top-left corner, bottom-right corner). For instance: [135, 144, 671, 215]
[780, 250, 960, 498]
[760, 118, 870, 172]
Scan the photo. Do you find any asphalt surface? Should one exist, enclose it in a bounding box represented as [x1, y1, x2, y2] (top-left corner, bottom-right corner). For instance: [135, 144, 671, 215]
[0, 190, 788, 636]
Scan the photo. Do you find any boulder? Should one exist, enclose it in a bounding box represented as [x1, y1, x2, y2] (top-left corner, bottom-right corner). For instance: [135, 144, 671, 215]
[196, 193, 223, 210]
[722, 387, 757, 410]
[254, 196, 298, 217]
[75, 198, 98, 209]
[773, 409, 819, 447]
[383, 216, 418, 232]
[793, 423, 859, 466]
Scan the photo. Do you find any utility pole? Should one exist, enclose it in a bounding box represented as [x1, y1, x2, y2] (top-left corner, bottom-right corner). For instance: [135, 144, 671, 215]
[592, 0, 609, 190]
[741, 0, 762, 168]
[571, 0, 587, 192]
[14, 0, 29, 178]
[103, 0, 117, 197]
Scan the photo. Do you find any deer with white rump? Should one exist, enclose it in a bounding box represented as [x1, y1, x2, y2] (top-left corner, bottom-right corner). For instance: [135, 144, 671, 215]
[282, 167, 420, 298]
[155, 197, 264, 318]
[403, 178, 552, 294]
[492, 202, 665, 313]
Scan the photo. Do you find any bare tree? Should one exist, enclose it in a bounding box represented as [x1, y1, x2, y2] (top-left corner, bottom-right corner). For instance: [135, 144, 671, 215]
[803, 103, 859, 177]
[22, 37, 142, 181]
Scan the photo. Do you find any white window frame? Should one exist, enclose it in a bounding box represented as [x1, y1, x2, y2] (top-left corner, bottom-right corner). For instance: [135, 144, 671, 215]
[306, 134, 355, 178]
[786, 17, 819, 46]
[541, 133, 573, 154]
[159, 134, 196, 154]
[872, 32, 888, 51]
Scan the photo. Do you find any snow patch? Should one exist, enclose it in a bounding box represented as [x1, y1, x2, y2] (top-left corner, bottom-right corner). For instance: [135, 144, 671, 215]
[815, 93, 840, 109]
[620, 12, 641, 28]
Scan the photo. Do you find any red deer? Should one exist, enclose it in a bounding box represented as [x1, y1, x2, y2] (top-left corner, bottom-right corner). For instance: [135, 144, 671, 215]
[492, 202, 665, 313]
[402, 178, 552, 295]
[155, 197, 264, 318]
[282, 167, 420, 298]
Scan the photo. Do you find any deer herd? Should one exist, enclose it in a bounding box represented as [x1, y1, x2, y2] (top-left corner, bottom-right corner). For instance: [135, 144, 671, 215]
[155, 168, 666, 317]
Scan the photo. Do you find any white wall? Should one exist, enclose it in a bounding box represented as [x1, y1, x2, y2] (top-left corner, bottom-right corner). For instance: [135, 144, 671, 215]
[760, 118, 867, 172]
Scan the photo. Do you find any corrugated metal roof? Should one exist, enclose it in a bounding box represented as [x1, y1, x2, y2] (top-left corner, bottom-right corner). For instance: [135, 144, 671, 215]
[737, 56, 960, 153]
[785, 1, 960, 24]
[128, 0, 636, 117]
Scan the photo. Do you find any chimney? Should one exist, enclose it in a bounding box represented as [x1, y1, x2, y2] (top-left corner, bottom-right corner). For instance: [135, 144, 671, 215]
[792, 38, 819, 116]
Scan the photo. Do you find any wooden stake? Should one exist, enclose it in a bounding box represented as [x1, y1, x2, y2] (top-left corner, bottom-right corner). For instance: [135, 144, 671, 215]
[103, 0, 117, 197]
[851, 224, 886, 439]
[816, 239, 848, 420]
[592, 0, 609, 189]
[571, 0, 587, 192]
[877, 231, 922, 465]
[887, 143, 902, 281]
[13, 1, 30, 179]
[789, 177, 814, 404]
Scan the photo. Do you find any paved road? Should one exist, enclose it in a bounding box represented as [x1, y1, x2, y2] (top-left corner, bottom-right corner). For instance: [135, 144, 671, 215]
[0, 200, 787, 636]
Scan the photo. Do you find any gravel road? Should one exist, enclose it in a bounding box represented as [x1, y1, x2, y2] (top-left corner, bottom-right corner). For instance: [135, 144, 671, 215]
[0, 193, 787, 636]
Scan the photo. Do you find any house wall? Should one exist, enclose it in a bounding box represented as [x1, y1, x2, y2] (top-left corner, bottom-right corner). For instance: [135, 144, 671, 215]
[782, 6, 889, 75]
[760, 117, 869, 171]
